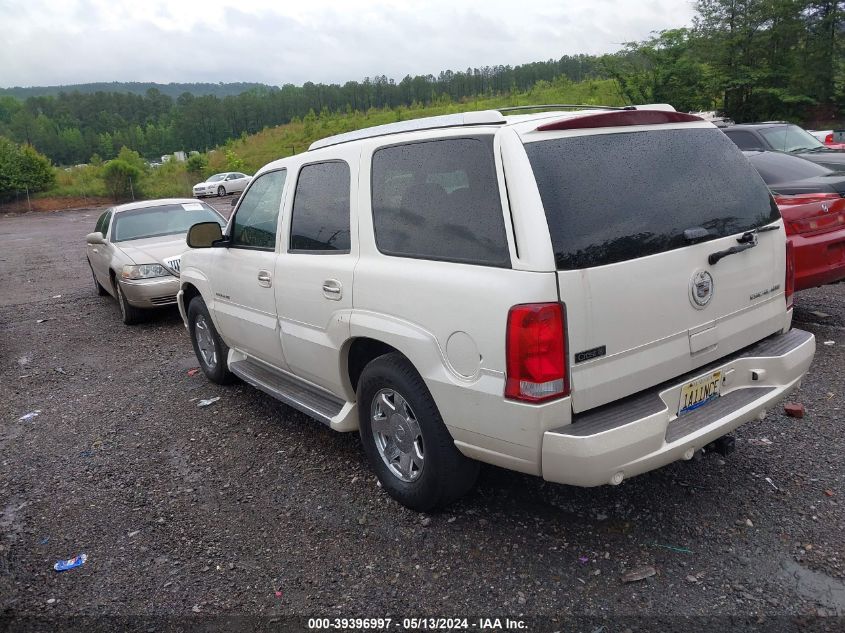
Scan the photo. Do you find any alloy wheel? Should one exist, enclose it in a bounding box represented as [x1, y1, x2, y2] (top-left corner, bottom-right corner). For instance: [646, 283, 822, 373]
[194, 314, 217, 369]
[370, 388, 424, 482]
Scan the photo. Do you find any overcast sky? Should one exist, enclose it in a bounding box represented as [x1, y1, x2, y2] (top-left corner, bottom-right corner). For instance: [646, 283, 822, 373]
[0, 0, 696, 89]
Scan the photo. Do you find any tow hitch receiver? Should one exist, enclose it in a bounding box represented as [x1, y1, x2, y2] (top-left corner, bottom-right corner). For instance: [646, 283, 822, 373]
[708, 434, 736, 457]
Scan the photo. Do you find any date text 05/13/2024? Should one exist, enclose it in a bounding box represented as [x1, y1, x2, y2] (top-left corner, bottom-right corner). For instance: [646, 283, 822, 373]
[306, 617, 527, 630]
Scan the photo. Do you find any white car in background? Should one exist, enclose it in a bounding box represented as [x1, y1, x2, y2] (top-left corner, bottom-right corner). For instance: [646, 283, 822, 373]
[192, 172, 252, 198]
[807, 129, 845, 148]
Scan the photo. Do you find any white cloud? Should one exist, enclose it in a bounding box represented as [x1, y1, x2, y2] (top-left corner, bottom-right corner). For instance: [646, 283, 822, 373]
[0, 0, 696, 88]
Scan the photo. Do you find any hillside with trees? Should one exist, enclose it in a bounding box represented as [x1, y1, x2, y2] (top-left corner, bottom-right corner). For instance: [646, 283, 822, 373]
[0, 0, 840, 206]
[0, 55, 603, 166]
[0, 82, 271, 100]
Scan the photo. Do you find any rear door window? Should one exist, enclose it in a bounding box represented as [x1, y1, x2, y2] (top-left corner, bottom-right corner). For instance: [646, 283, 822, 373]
[724, 130, 764, 150]
[524, 128, 779, 270]
[371, 137, 510, 267]
[289, 161, 351, 252]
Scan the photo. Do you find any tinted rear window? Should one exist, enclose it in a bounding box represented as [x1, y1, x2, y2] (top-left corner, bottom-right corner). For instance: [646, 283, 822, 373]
[290, 161, 351, 252]
[724, 130, 764, 150]
[371, 137, 510, 267]
[525, 128, 780, 270]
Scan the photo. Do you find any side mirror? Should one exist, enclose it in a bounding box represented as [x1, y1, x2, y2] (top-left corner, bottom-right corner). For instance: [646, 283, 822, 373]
[187, 222, 224, 248]
[86, 231, 105, 245]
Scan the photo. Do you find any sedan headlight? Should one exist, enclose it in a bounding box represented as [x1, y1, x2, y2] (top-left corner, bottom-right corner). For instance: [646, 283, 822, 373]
[121, 264, 171, 280]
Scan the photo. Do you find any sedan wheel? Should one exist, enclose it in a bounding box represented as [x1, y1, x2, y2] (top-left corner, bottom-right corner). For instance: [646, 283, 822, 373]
[217, 185, 226, 197]
[89, 262, 107, 296]
[115, 281, 144, 325]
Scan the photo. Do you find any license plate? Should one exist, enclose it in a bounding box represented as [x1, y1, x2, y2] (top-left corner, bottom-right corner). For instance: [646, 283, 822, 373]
[678, 370, 722, 416]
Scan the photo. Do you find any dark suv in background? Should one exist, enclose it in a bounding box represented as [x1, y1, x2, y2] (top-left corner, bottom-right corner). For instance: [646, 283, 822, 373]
[724, 123, 845, 171]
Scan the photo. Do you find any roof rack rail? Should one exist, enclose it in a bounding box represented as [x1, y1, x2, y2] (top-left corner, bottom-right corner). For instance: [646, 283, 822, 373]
[497, 104, 635, 113]
[308, 110, 506, 151]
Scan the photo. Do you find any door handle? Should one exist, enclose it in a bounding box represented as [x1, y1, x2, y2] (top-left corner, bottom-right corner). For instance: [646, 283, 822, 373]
[322, 279, 342, 300]
[257, 270, 272, 287]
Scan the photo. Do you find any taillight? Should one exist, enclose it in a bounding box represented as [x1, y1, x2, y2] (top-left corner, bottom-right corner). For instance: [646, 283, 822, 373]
[785, 241, 795, 309]
[505, 303, 569, 403]
[774, 192, 839, 206]
[786, 209, 845, 235]
[826, 133, 834, 144]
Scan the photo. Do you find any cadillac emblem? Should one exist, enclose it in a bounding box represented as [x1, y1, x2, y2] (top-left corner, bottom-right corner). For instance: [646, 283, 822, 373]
[689, 270, 714, 309]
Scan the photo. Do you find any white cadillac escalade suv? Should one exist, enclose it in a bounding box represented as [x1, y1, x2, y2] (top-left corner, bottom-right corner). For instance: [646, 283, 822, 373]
[177, 105, 816, 510]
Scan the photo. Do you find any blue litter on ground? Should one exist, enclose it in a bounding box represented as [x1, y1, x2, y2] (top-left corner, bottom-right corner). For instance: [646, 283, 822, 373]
[54, 554, 87, 572]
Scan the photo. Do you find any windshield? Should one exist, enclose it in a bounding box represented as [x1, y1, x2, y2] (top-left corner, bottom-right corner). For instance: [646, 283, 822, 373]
[747, 151, 833, 184]
[525, 128, 780, 270]
[207, 174, 227, 182]
[112, 203, 224, 242]
[760, 125, 825, 152]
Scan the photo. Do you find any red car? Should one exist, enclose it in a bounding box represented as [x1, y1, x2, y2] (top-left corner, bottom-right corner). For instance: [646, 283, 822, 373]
[809, 129, 845, 149]
[775, 193, 845, 290]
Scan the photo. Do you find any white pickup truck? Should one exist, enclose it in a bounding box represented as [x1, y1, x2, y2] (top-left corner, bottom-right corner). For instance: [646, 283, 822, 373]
[178, 105, 815, 510]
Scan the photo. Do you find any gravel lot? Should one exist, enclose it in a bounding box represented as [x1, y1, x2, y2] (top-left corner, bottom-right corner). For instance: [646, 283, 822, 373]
[1, 198, 844, 629]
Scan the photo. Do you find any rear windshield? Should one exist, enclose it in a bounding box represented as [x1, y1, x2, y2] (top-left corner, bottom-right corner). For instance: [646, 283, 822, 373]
[112, 203, 223, 242]
[525, 128, 780, 270]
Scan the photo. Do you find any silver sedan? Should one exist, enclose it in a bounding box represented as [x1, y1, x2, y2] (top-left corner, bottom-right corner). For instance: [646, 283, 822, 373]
[86, 198, 226, 324]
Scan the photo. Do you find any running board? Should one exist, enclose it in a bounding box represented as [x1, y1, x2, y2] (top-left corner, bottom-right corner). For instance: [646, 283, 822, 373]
[229, 359, 345, 426]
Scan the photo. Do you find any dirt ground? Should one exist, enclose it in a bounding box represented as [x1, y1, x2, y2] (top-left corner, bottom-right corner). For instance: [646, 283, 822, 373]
[0, 196, 113, 215]
[1, 199, 844, 631]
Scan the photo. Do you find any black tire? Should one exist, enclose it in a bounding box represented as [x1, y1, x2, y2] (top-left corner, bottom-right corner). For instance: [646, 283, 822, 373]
[357, 352, 479, 511]
[115, 280, 145, 325]
[217, 185, 226, 197]
[187, 296, 234, 384]
[89, 260, 107, 296]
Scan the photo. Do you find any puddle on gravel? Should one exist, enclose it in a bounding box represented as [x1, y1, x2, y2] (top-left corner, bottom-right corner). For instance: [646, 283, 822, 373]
[780, 558, 845, 615]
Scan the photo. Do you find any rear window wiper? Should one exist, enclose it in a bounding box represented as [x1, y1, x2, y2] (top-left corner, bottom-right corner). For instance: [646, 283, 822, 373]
[683, 226, 715, 243]
[708, 225, 777, 265]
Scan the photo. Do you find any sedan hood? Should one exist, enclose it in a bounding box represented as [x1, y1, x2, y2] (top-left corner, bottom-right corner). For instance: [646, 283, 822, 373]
[115, 234, 187, 273]
[769, 173, 845, 197]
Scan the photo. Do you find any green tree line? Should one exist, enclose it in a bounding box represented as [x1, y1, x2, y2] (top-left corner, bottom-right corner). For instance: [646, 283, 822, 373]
[601, 0, 843, 122]
[0, 81, 269, 100]
[0, 0, 841, 170]
[0, 55, 601, 166]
